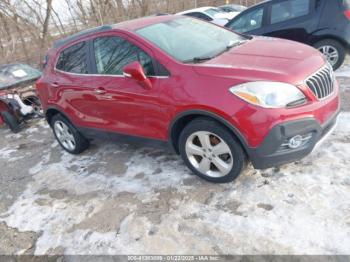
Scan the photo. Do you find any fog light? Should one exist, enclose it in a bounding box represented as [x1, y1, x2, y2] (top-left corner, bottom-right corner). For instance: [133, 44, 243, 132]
[288, 135, 304, 149]
[279, 133, 313, 151]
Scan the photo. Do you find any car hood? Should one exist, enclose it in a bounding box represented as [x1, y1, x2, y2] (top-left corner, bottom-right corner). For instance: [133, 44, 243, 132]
[0, 63, 41, 90]
[192, 36, 326, 85]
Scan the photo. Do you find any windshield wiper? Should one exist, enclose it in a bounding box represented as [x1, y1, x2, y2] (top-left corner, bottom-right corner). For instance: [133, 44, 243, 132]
[183, 41, 247, 64]
[226, 40, 247, 51]
[183, 56, 213, 64]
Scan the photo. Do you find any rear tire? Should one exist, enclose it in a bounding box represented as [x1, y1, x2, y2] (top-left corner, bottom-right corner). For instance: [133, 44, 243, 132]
[51, 114, 89, 154]
[179, 118, 246, 183]
[314, 39, 346, 70]
[1, 111, 20, 133]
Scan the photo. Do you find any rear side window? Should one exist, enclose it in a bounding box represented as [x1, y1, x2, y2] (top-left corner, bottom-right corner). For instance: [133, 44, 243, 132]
[93, 36, 155, 76]
[271, 0, 310, 24]
[227, 7, 264, 33]
[56, 42, 88, 74]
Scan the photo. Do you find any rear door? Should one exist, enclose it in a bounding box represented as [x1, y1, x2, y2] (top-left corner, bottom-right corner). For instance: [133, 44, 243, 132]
[263, 0, 317, 44]
[53, 40, 105, 128]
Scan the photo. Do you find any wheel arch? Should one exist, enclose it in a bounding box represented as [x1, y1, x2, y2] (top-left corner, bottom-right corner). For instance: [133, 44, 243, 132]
[169, 110, 250, 156]
[46, 106, 73, 126]
[310, 34, 349, 50]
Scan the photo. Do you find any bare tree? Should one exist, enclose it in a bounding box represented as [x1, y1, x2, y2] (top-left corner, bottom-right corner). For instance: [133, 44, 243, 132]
[39, 0, 53, 64]
[0, 0, 263, 65]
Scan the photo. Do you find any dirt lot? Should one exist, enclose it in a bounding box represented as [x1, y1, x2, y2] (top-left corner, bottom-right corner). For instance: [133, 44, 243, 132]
[0, 63, 349, 255]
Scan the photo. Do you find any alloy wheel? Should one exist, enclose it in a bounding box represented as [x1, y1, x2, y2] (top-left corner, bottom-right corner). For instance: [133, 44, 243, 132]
[318, 45, 339, 67]
[185, 131, 233, 178]
[54, 121, 76, 151]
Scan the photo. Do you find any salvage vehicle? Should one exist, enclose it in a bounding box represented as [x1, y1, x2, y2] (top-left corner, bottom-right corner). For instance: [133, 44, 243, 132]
[37, 15, 340, 183]
[0, 63, 42, 133]
[225, 0, 350, 70]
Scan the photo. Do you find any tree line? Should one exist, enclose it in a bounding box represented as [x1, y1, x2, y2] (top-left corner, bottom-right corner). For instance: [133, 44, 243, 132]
[0, 0, 261, 67]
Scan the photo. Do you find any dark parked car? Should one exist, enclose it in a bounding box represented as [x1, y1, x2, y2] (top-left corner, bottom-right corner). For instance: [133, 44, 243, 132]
[226, 0, 350, 70]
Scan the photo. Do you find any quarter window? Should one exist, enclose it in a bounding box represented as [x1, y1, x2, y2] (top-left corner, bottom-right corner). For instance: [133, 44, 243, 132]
[56, 42, 88, 74]
[271, 0, 310, 24]
[93, 36, 155, 76]
[227, 7, 264, 33]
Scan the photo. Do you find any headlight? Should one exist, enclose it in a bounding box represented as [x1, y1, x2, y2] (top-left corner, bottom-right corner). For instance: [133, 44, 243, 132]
[229, 81, 306, 108]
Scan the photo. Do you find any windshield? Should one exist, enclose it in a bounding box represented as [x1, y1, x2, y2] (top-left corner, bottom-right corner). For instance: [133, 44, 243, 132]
[0, 64, 41, 90]
[136, 17, 246, 63]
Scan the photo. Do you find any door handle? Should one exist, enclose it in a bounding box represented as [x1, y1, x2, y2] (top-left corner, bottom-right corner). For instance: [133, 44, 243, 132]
[94, 87, 106, 95]
[52, 82, 59, 88]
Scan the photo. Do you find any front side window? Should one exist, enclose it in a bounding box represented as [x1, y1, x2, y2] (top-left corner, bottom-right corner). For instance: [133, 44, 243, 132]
[136, 17, 246, 63]
[93, 36, 155, 76]
[56, 42, 88, 74]
[227, 7, 264, 33]
[271, 0, 310, 24]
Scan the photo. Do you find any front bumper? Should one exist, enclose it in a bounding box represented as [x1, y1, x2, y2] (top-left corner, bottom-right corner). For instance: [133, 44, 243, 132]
[248, 111, 339, 169]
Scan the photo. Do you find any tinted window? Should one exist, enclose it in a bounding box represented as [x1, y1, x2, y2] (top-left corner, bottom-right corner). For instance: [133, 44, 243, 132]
[271, 0, 310, 24]
[56, 42, 88, 74]
[228, 7, 264, 33]
[93, 36, 155, 76]
[221, 7, 234, 12]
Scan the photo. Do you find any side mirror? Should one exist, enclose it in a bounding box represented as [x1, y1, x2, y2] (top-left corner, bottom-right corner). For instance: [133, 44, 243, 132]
[123, 61, 152, 90]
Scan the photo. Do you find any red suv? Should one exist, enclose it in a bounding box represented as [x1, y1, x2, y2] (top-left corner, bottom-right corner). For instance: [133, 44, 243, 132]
[36, 15, 340, 183]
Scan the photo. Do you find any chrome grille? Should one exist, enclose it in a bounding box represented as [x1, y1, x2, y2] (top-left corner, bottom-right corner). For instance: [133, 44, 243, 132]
[305, 64, 335, 99]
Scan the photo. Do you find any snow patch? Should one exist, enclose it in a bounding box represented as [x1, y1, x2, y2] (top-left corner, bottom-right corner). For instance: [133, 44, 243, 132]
[335, 64, 350, 78]
[1, 113, 350, 255]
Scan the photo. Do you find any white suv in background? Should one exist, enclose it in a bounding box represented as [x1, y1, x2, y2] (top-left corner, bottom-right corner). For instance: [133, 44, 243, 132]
[177, 6, 238, 26]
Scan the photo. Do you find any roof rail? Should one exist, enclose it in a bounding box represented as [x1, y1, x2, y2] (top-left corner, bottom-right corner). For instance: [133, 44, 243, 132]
[53, 25, 113, 49]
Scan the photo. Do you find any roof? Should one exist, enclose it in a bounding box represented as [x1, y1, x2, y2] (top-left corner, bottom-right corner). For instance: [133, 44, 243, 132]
[53, 25, 113, 49]
[52, 15, 177, 49]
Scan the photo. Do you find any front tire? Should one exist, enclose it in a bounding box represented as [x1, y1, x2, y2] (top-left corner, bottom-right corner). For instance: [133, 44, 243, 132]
[314, 39, 346, 70]
[51, 114, 89, 154]
[179, 118, 245, 183]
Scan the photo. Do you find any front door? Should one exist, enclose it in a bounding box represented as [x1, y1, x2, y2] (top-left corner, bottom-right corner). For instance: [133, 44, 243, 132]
[87, 34, 169, 140]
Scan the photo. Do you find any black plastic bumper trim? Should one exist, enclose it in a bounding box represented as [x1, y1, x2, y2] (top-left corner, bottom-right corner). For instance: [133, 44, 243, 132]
[248, 111, 339, 169]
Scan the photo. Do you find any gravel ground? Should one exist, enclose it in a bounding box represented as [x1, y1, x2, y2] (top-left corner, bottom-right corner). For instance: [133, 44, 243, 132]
[0, 61, 349, 255]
